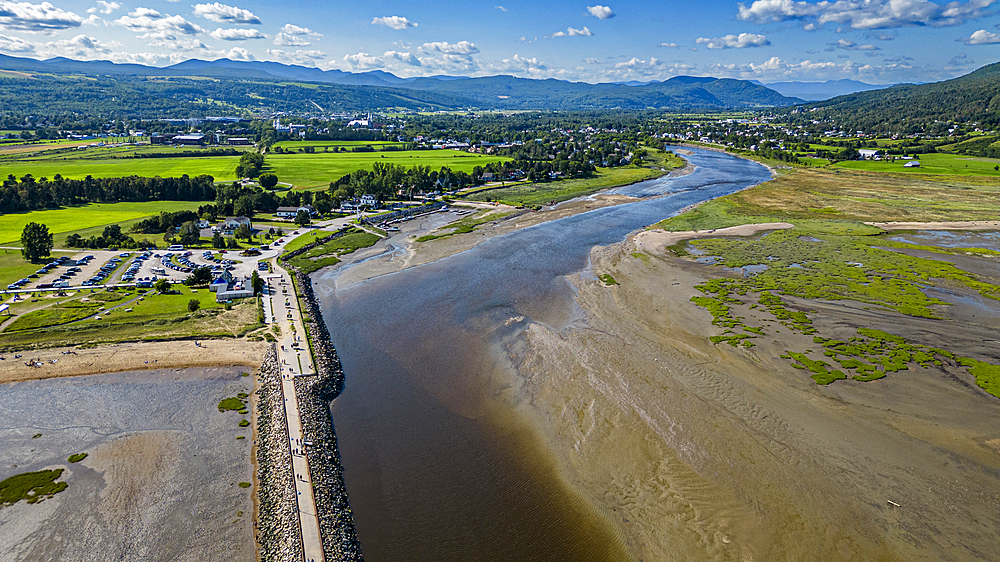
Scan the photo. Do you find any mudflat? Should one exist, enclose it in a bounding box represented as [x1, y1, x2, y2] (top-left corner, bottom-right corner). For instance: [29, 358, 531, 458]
[0, 366, 256, 562]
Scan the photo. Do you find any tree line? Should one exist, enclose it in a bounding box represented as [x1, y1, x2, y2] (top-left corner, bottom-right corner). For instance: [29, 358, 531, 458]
[0, 173, 216, 213]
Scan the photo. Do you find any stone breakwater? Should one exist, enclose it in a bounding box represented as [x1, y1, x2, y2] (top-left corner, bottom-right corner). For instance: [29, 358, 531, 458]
[292, 269, 364, 561]
[255, 344, 305, 561]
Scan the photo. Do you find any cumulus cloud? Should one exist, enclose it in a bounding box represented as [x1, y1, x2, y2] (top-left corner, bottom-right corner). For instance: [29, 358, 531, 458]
[696, 32, 769, 49]
[383, 49, 420, 65]
[116, 9, 202, 39]
[961, 28, 1000, 43]
[657, 42, 678, 48]
[333, 41, 482, 76]
[552, 26, 593, 37]
[737, 0, 995, 30]
[210, 27, 265, 41]
[0, 31, 33, 51]
[86, 1, 119, 15]
[492, 53, 547, 75]
[0, 1, 84, 33]
[420, 40, 479, 55]
[584, 57, 604, 63]
[192, 2, 260, 25]
[586, 5, 615, 19]
[274, 23, 320, 46]
[372, 16, 416, 30]
[37, 32, 112, 57]
[268, 48, 325, 66]
[826, 38, 879, 50]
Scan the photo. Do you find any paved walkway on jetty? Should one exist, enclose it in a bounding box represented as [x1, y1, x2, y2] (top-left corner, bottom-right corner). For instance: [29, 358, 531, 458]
[265, 253, 325, 562]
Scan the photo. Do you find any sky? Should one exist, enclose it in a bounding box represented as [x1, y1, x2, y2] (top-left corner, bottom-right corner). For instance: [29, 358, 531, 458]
[0, 0, 998, 84]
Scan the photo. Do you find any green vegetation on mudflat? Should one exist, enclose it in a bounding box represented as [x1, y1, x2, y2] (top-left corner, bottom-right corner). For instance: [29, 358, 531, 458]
[0, 469, 68, 506]
[281, 228, 380, 274]
[67, 453, 87, 463]
[416, 210, 514, 242]
[0, 200, 206, 246]
[264, 149, 508, 189]
[218, 397, 246, 412]
[466, 167, 663, 207]
[598, 274, 619, 286]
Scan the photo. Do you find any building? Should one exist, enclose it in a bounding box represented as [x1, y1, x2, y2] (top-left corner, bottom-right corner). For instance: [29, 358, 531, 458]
[275, 205, 315, 218]
[227, 137, 251, 146]
[174, 134, 206, 146]
[223, 216, 252, 230]
[360, 194, 379, 208]
[904, 160, 921, 167]
[858, 149, 881, 160]
[195, 219, 210, 229]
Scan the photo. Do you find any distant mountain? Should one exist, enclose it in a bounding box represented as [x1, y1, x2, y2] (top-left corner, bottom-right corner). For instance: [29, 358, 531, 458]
[789, 62, 1000, 132]
[0, 53, 802, 114]
[757, 79, 890, 101]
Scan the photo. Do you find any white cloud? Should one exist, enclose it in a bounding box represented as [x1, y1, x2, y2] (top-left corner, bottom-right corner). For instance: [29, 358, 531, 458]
[210, 27, 265, 41]
[495, 5, 507, 11]
[86, 1, 119, 15]
[961, 28, 1000, 43]
[552, 26, 593, 37]
[115, 10, 203, 39]
[0, 1, 84, 33]
[372, 16, 417, 30]
[274, 23, 320, 46]
[586, 5, 615, 19]
[268, 48, 325, 66]
[384, 49, 421, 66]
[584, 57, 604, 63]
[37, 33, 113, 58]
[696, 32, 769, 49]
[0, 31, 33, 51]
[737, 0, 995, 30]
[420, 40, 479, 55]
[192, 2, 260, 25]
[826, 38, 879, 50]
[657, 42, 678, 48]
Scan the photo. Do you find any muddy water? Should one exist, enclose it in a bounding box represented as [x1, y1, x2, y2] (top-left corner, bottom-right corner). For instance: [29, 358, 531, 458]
[317, 148, 771, 561]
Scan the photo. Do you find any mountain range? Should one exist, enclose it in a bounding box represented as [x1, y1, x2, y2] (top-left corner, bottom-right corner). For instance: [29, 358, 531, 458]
[754, 79, 891, 101]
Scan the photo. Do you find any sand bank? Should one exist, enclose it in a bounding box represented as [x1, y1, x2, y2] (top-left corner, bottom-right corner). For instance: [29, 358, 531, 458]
[635, 222, 795, 253]
[0, 339, 267, 384]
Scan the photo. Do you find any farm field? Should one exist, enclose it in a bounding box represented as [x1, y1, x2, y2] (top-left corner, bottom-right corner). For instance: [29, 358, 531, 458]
[0, 153, 241, 181]
[0, 201, 206, 246]
[834, 152, 1000, 176]
[272, 140, 406, 150]
[263, 149, 509, 189]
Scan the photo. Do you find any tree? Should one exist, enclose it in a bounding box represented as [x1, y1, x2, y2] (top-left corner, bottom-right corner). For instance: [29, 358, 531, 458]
[178, 221, 201, 246]
[234, 223, 252, 241]
[233, 195, 255, 219]
[212, 231, 225, 248]
[20, 222, 53, 262]
[226, 236, 240, 249]
[154, 278, 171, 293]
[184, 266, 213, 286]
[251, 270, 264, 296]
[259, 173, 278, 189]
[187, 298, 201, 312]
[295, 209, 311, 227]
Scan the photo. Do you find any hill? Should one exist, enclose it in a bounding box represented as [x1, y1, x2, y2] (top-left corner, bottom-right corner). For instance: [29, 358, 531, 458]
[0, 54, 801, 117]
[759, 79, 889, 101]
[787, 62, 1000, 133]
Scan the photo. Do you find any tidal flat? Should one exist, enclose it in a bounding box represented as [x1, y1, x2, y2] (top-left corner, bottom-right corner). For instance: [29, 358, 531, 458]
[0, 366, 255, 562]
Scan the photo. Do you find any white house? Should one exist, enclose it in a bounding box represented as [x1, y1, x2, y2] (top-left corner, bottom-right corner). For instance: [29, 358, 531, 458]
[223, 216, 252, 230]
[275, 205, 315, 218]
[858, 149, 881, 160]
[195, 219, 210, 229]
[360, 194, 379, 208]
[903, 160, 921, 168]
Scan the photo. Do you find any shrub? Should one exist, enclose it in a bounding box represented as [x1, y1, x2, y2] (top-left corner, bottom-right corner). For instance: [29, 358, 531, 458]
[67, 453, 88, 463]
[187, 299, 201, 313]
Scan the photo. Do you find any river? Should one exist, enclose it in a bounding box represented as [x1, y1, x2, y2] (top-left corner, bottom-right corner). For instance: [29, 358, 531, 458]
[316, 148, 772, 561]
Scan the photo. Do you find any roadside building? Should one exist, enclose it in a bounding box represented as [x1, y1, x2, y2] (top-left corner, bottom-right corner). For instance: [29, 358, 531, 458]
[227, 137, 251, 146]
[223, 216, 252, 231]
[174, 134, 206, 146]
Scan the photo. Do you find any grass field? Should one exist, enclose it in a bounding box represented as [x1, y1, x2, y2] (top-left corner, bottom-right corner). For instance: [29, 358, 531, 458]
[0, 154, 241, 182]
[263, 150, 509, 188]
[465, 167, 664, 207]
[0, 250, 76, 287]
[282, 228, 380, 274]
[0, 201, 207, 246]
[834, 153, 1000, 176]
[273, 140, 406, 150]
[0, 287, 259, 350]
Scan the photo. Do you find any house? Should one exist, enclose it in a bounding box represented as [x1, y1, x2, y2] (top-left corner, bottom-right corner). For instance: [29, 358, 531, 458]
[223, 216, 252, 230]
[858, 149, 881, 160]
[904, 160, 921, 167]
[275, 205, 316, 218]
[195, 219, 210, 229]
[481, 172, 495, 182]
[360, 194, 379, 208]
[215, 276, 255, 302]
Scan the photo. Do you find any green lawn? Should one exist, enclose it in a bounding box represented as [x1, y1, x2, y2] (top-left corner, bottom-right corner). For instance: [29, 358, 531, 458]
[465, 167, 663, 207]
[0, 201, 207, 246]
[282, 229, 380, 274]
[263, 150, 509, 189]
[0, 249, 75, 287]
[273, 140, 406, 150]
[835, 153, 1000, 176]
[0, 154, 240, 181]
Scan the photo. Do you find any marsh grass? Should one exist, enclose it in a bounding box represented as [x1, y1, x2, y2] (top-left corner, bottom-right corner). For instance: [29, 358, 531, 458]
[0, 469, 68, 506]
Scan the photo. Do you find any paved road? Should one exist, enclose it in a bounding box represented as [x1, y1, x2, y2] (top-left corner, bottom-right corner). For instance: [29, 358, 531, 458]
[265, 248, 325, 562]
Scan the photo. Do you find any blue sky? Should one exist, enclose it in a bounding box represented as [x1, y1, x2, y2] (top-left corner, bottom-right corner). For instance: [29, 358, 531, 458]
[0, 0, 997, 83]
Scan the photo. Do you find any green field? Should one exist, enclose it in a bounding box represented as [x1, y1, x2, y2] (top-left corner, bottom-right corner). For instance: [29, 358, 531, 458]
[263, 150, 509, 189]
[281, 228, 380, 274]
[273, 140, 406, 150]
[0, 154, 241, 182]
[834, 153, 1000, 176]
[465, 167, 663, 207]
[0, 201, 206, 246]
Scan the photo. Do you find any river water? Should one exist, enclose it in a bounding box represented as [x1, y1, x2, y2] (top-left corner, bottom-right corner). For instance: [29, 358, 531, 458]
[316, 148, 772, 561]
